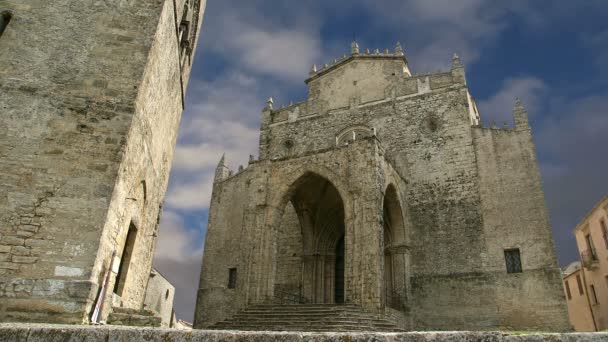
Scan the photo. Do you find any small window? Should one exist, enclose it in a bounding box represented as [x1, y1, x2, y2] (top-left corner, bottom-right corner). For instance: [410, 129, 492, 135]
[565, 280, 572, 300]
[165, 289, 170, 300]
[590, 285, 599, 305]
[586, 234, 598, 260]
[601, 219, 608, 249]
[576, 274, 584, 295]
[504, 248, 522, 274]
[0, 11, 12, 38]
[228, 268, 237, 289]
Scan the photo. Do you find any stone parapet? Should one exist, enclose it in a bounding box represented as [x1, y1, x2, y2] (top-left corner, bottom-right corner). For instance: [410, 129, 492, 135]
[0, 324, 607, 341]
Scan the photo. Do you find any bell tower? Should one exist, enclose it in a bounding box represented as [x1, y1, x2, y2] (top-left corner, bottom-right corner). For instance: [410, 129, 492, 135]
[0, 0, 206, 324]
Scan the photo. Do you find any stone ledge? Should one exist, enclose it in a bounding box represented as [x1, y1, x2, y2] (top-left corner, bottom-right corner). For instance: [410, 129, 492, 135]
[1, 324, 607, 341]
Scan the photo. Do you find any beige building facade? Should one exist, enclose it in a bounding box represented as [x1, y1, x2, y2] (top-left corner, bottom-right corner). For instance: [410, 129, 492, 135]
[195, 42, 570, 331]
[0, 0, 205, 324]
[562, 262, 596, 331]
[570, 195, 608, 331]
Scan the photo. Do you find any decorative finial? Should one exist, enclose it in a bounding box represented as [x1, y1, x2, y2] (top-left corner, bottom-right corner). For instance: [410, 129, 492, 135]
[289, 101, 293, 106]
[384, 48, 389, 54]
[217, 153, 226, 167]
[374, 48, 380, 55]
[513, 97, 530, 130]
[265, 97, 274, 110]
[310, 64, 317, 74]
[333, 58, 338, 64]
[365, 48, 370, 55]
[395, 42, 404, 56]
[324, 63, 329, 68]
[452, 53, 463, 68]
[249, 155, 255, 163]
[351, 41, 360, 55]
[238, 165, 244, 172]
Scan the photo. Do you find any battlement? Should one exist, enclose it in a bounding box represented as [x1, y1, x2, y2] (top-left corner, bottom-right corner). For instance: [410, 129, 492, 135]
[263, 42, 468, 128]
[305, 42, 409, 83]
[266, 70, 464, 126]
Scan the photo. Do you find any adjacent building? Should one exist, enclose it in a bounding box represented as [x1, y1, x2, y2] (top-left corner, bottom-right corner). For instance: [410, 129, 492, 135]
[144, 269, 176, 328]
[565, 195, 608, 331]
[562, 262, 596, 331]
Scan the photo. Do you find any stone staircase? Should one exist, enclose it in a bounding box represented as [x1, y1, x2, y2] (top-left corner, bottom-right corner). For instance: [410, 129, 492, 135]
[209, 304, 404, 332]
[107, 307, 162, 327]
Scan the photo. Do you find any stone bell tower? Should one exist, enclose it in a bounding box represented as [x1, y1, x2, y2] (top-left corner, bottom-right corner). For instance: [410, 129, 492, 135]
[0, 0, 206, 323]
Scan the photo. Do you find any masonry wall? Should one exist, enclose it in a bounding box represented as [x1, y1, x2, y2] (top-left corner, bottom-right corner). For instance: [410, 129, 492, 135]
[473, 126, 570, 331]
[196, 139, 404, 328]
[144, 270, 175, 328]
[0, 0, 205, 324]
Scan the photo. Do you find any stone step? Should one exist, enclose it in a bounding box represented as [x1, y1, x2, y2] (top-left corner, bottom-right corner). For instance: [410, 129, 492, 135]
[208, 304, 403, 332]
[110, 307, 158, 317]
[106, 313, 162, 327]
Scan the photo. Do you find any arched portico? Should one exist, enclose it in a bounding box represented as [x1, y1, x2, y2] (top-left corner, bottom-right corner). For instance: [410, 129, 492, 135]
[273, 172, 347, 304]
[382, 184, 409, 310]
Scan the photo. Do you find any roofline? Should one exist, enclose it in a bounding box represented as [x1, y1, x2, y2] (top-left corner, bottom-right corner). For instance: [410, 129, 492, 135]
[573, 193, 608, 233]
[305, 54, 408, 84]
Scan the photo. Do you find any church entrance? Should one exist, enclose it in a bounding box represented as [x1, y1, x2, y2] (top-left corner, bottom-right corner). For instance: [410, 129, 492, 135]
[274, 173, 346, 304]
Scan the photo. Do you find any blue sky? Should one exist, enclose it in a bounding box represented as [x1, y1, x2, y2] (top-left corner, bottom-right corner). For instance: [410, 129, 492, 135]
[153, 0, 608, 321]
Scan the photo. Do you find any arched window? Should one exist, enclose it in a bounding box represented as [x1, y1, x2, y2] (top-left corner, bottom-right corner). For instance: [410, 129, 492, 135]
[0, 11, 12, 38]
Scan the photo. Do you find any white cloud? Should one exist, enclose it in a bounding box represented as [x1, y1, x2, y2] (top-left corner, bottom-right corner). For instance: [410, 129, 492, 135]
[154, 210, 203, 262]
[202, 7, 321, 82]
[154, 210, 204, 321]
[478, 77, 546, 126]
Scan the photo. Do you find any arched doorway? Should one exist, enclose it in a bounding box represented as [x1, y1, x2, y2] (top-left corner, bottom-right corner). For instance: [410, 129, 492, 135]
[274, 173, 346, 304]
[382, 184, 408, 309]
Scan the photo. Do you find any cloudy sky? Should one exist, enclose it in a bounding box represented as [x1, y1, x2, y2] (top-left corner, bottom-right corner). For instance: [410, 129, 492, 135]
[153, 0, 608, 321]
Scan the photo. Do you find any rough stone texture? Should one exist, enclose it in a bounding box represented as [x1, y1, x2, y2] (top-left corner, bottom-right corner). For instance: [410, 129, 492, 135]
[1, 324, 608, 341]
[143, 269, 176, 327]
[195, 48, 569, 331]
[0, 0, 206, 324]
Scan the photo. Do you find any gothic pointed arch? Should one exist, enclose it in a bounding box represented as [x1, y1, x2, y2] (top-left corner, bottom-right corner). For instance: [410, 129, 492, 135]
[382, 183, 408, 309]
[273, 172, 347, 304]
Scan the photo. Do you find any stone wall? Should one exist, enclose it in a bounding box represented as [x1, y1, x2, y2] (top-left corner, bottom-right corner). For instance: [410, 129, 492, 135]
[1, 324, 607, 341]
[196, 138, 405, 327]
[144, 269, 175, 328]
[0, 0, 206, 324]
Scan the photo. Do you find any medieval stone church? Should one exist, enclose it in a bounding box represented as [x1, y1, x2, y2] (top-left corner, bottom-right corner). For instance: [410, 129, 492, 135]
[195, 42, 570, 331]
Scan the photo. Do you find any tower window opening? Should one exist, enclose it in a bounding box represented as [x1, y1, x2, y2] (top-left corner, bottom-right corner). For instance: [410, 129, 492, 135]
[228, 268, 237, 289]
[564, 280, 572, 300]
[576, 274, 584, 295]
[590, 284, 598, 304]
[0, 11, 12, 38]
[114, 223, 138, 296]
[504, 248, 522, 274]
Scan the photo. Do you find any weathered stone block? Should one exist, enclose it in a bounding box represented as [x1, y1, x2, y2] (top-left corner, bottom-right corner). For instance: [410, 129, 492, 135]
[11, 247, 30, 256]
[24, 239, 51, 248]
[0, 262, 19, 270]
[0, 245, 11, 253]
[2, 237, 24, 246]
[12, 256, 38, 264]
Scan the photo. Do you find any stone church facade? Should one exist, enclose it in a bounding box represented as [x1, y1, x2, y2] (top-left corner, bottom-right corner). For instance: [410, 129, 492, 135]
[195, 42, 570, 331]
[0, 0, 205, 324]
